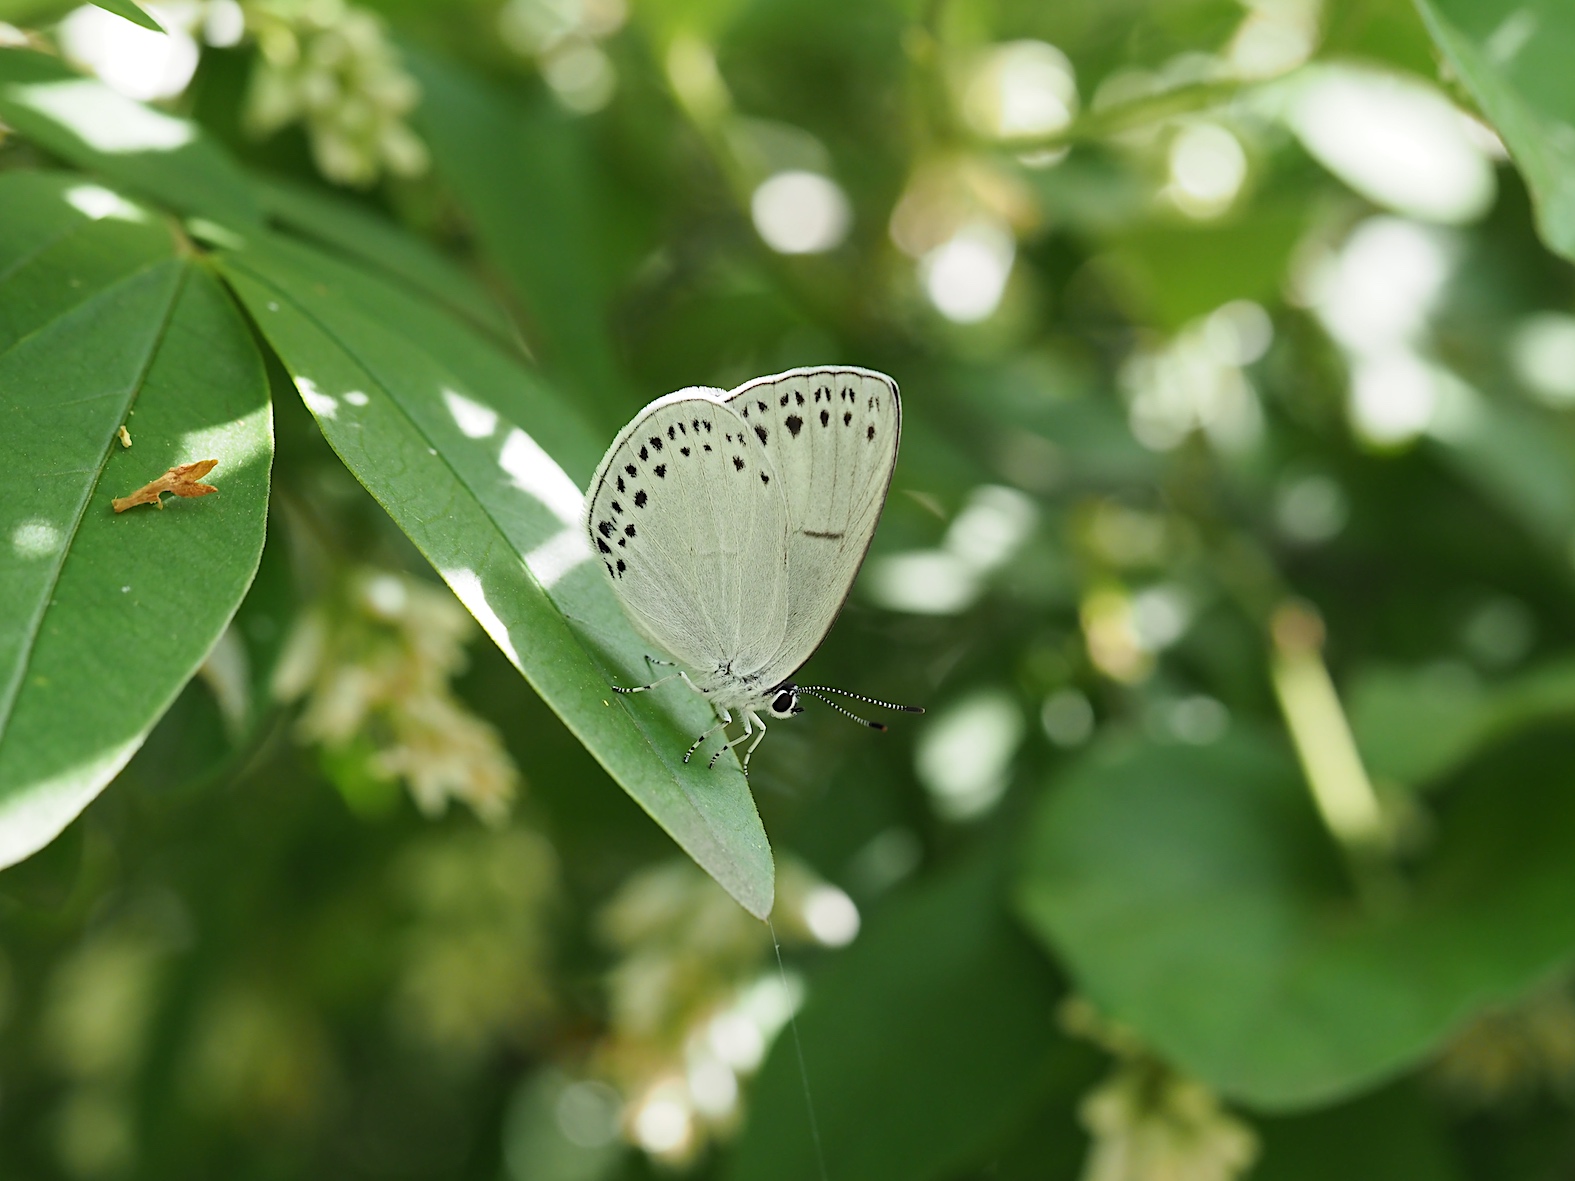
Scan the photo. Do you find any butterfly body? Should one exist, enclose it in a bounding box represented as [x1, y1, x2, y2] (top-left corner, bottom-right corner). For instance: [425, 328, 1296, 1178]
[585, 366, 917, 769]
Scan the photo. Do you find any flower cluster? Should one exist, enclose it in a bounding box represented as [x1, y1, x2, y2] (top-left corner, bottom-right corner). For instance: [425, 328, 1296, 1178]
[242, 0, 428, 185]
[589, 858, 858, 1163]
[272, 568, 518, 823]
[1061, 997, 1259, 1181]
[390, 827, 559, 1059]
[1433, 980, 1575, 1106]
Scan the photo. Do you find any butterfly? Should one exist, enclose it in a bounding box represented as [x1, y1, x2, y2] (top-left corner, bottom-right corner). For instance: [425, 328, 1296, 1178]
[585, 365, 921, 773]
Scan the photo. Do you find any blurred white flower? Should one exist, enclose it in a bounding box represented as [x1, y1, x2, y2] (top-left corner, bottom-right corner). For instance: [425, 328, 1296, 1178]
[1123, 304, 1267, 452]
[243, 0, 428, 186]
[963, 40, 1078, 142]
[921, 218, 1016, 323]
[1165, 122, 1248, 219]
[751, 170, 852, 254]
[1511, 313, 1575, 406]
[273, 569, 519, 823]
[915, 689, 1024, 820]
[592, 857, 845, 1162]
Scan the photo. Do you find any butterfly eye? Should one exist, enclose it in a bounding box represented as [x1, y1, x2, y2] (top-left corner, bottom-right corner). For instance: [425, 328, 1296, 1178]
[771, 691, 796, 715]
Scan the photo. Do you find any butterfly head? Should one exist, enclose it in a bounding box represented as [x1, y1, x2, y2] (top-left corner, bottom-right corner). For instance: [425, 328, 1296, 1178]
[768, 687, 804, 718]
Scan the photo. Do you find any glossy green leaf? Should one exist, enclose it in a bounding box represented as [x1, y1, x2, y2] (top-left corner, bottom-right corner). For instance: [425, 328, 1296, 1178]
[1413, 0, 1575, 262]
[0, 48, 261, 227]
[407, 51, 627, 409]
[88, 0, 164, 31]
[729, 857, 1073, 1181]
[253, 172, 519, 346]
[1351, 659, 1575, 788]
[0, 172, 272, 867]
[213, 231, 775, 918]
[1017, 729, 1575, 1109]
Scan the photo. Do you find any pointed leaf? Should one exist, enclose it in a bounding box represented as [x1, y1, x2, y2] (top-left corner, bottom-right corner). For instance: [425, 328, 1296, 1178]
[0, 173, 272, 866]
[88, 0, 164, 31]
[1413, 0, 1575, 262]
[213, 230, 775, 918]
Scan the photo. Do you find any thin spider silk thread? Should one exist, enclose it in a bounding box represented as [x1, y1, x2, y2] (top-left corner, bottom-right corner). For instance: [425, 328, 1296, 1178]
[769, 917, 829, 1181]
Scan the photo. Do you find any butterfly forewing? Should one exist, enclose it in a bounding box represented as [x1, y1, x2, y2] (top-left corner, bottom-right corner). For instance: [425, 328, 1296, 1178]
[586, 393, 791, 676]
[725, 367, 900, 682]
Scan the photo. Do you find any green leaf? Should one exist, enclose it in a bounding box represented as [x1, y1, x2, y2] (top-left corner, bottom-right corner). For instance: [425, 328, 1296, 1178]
[252, 172, 519, 347]
[88, 0, 164, 32]
[0, 48, 261, 227]
[729, 856, 1077, 1181]
[1016, 729, 1575, 1109]
[0, 172, 272, 868]
[1351, 659, 1575, 788]
[407, 51, 627, 409]
[1413, 0, 1575, 262]
[213, 230, 775, 918]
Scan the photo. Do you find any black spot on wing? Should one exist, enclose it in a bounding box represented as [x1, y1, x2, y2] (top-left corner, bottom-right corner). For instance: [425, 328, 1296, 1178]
[625, 464, 636, 477]
[616, 476, 625, 492]
[597, 539, 611, 554]
[703, 443, 712, 452]
[681, 447, 690, 456]
[649, 435, 663, 451]
[780, 393, 789, 406]
[638, 446, 648, 461]
[760, 472, 770, 485]
[611, 501, 622, 513]
[843, 411, 852, 426]
[616, 559, 626, 575]
[867, 424, 875, 440]
[754, 424, 768, 444]
[795, 391, 805, 405]
[624, 524, 636, 537]
[786, 414, 803, 436]
[820, 409, 830, 427]
[634, 490, 647, 508]
[733, 456, 745, 472]
[667, 425, 675, 440]
[654, 464, 666, 478]
[598, 520, 613, 538]
[757, 400, 767, 412]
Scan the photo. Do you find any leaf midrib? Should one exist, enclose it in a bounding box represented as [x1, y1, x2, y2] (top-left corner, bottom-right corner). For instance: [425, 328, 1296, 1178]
[0, 259, 189, 741]
[219, 254, 756, 858]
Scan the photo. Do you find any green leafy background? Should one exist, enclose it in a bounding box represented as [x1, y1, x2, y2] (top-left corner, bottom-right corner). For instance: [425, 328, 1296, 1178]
[5, 0, 1575, 1176]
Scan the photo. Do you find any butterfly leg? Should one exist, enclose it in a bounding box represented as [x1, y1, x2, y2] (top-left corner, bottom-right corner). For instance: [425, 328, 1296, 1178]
[685, 708, 732, 764]
[616, 656, 706, 696]
[613, 672, 683, 694]
[738, 711, 768, 775]
[709, 710, 767, 773]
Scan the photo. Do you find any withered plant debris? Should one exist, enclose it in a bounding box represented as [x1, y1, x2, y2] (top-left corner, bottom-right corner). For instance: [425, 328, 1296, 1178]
[112, 459, 220, 513]
[118, 425, 132, 447]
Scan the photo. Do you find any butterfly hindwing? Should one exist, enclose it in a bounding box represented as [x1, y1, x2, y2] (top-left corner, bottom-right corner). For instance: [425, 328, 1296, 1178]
[724, 367, 900, 682]
[585, 392, 791, 676]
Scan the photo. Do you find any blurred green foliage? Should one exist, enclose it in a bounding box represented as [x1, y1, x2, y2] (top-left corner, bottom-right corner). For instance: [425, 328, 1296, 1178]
[7, 0, 1575, 1177]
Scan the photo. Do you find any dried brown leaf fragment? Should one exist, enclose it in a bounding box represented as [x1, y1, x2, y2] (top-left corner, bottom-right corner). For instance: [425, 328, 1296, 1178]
[112, 459, 220, 513]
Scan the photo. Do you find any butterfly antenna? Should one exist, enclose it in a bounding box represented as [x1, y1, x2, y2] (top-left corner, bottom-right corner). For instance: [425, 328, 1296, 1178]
[799, 685, 925, 715]
[799, 688, 887, 730]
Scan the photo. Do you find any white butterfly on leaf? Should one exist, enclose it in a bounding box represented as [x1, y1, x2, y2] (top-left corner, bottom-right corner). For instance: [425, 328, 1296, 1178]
[585, 365, 921, 773]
